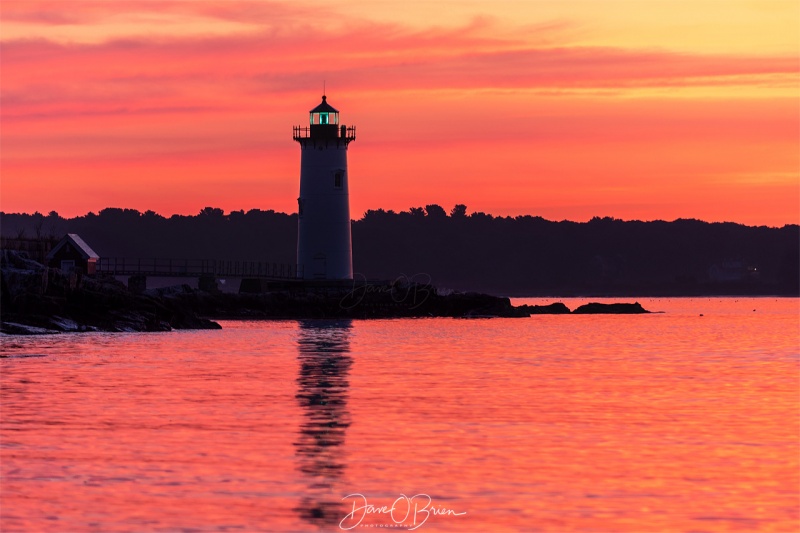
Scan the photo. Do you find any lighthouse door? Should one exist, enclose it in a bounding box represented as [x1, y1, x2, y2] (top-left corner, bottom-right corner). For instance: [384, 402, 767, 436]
[312, 253, 327, 279]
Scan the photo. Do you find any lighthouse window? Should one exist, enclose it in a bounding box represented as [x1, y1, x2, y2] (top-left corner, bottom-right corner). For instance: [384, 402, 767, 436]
[334, 172, 343, 188]
[311, 112, 339, 125]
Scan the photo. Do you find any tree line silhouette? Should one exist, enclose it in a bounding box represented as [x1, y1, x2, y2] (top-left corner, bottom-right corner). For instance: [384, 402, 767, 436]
[2, 205, 797, 295]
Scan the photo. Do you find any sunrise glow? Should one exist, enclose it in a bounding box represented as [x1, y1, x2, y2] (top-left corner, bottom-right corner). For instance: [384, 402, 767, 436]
[1, 0, 798, 226]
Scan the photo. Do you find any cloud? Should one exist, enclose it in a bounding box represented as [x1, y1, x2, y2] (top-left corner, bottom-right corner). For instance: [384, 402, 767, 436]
[1, 17, 796, 122]
[2, 1, 797, 225]
[1, 0, 323, 26]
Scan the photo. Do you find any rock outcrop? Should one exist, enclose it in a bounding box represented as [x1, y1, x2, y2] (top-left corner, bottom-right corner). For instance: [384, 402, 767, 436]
[571, 302, 650, 314]
[517, 302, 572, 315]
[1, 251, 221, 334]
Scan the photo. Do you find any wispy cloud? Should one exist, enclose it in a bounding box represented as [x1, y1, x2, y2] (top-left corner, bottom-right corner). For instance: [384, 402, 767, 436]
[1, 0, 797, 225]
[2, 18, 796, 121]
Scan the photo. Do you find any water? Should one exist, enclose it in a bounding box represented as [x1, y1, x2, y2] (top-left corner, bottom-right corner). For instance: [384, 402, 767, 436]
[1, 298, 798, 532]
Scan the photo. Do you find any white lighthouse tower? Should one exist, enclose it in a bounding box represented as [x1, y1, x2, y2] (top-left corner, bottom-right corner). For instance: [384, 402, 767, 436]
[293, 95, 356, 280]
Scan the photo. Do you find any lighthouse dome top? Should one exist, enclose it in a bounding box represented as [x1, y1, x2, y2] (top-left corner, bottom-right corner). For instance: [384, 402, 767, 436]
[310, 95, 338, 114]
[309, 95, 339, 125]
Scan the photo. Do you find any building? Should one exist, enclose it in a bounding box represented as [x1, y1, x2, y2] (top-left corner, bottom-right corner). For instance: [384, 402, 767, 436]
[293, 95, 356, 280]
[708, 259, 759, 283]
[45, 234, 100, 275]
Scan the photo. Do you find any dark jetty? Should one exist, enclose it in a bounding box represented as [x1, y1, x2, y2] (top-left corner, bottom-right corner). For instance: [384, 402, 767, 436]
[175, 285, 651, 320]
[1, 251, 220, 334]
[191, 280, 530, 319]
[1, 252, 653, 334]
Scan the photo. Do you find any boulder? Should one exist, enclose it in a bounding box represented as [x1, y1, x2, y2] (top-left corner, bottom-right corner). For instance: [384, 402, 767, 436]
[572, 302, 650, 314]
[518, 302, 571, 315]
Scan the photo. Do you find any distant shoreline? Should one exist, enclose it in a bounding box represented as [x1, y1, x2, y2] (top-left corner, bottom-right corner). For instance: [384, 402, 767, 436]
[2, 210, 797, 297]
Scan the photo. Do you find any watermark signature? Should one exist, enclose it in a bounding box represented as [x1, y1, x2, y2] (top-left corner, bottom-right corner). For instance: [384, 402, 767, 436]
[340, 273, 434, 311]
[339, 493, 466, 530]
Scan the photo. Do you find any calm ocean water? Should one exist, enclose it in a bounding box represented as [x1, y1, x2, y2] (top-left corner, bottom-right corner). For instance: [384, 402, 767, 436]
[1, 297, 798, 532]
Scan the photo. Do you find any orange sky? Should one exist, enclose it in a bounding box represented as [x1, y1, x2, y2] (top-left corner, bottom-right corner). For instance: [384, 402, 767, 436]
[1, 0, 798, 226]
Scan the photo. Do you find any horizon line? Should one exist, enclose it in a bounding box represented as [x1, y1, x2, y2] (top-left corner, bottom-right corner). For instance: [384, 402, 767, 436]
[0, 206, 797, 229]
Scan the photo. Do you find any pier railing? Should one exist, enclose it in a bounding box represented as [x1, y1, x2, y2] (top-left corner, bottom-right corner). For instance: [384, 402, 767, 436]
[96, 258, 301, 279]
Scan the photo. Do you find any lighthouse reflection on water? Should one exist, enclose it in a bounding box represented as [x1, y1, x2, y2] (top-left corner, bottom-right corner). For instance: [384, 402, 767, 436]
[293, 319, 353, 528]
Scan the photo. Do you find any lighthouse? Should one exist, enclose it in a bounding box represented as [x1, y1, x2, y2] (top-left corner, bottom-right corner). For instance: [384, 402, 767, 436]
[293, 95, 356, 280]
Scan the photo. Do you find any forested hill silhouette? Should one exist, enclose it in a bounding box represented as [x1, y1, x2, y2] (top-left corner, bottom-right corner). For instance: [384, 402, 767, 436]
[2, 205, 797, 296]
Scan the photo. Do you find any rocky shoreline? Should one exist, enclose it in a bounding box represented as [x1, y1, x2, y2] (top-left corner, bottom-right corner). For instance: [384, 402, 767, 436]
[1, 251, 220, 334]
[1, 251, 649, 334]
